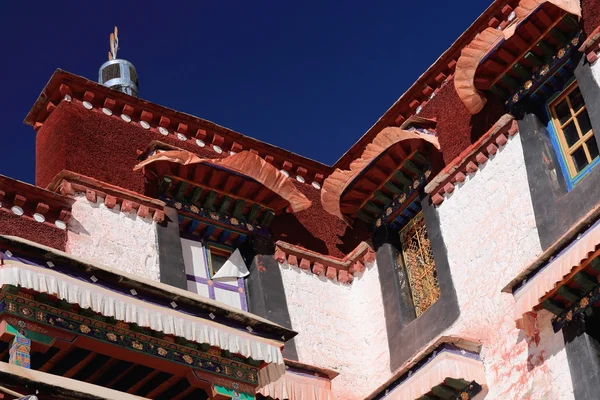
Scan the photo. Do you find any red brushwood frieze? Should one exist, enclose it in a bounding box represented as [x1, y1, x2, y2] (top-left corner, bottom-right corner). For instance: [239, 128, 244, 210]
[274, 240, 375, 284]
[46, 171, 166, 223]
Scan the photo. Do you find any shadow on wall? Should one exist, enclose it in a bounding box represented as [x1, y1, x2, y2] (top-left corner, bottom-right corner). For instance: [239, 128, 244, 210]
[469, 95, 507, 144]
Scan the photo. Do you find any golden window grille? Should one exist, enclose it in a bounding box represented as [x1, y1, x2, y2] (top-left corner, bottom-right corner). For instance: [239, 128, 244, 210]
[399, 213, 440, 317]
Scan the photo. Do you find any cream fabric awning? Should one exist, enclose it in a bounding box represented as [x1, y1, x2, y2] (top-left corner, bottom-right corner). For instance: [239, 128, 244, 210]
[385, 351, 486, 400]
[257, 370, 333, 400]
[0, 261, 285, 386]
[514, 220, 600, 321]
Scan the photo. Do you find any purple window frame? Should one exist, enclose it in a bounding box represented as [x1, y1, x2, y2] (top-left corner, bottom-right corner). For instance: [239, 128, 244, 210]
[184, 242, 248, 311]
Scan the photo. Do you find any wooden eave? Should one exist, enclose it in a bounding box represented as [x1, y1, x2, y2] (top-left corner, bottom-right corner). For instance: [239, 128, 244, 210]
[340, 145, 431, 225]
[475, 6, 580, 101]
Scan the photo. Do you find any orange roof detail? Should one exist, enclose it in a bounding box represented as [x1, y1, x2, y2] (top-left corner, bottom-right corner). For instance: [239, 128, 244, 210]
[455, 0, 581, 115]
[134, 150, 312, 213]
[321, 124, 439, 223]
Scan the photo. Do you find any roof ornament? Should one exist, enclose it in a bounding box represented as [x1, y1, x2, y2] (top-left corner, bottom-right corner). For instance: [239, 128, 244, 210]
[108, 26, 119, 61]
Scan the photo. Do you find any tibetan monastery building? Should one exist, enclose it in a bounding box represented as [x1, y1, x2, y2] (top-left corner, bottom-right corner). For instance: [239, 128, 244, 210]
[4, 0, 600, 398]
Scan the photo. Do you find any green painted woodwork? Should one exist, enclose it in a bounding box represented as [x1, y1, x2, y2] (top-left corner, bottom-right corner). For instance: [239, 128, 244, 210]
[535, 41, 555, 57]
[158, 177, 172, 195]
[444, 378, 470, 390]
[550, 28, 568, 45]
[6, 324, 54, 346]
[393, 171, 412, 188]
[490, 85, 507, 99]
[190, 186, 203, 205]
[413, 152, 429, 166]
[431, 384, 456, 399]
[175, 181, 188, 202]
[202, 191, 218, 211]
[557, 286, 582, 303]
[574, 272, 597, 292]
[500, 74, 520, 90]
[364, 202, 384, 215]
[512, 63, 530, 80]
[589, 257, 600, 274]
[542, 298, 565, 315]
[417, 396, 437, 400]
[373, 191, 392, 205]
[233, 200, 246, 218]
[563, 15, 580, 31]
[404, 160, 422, 176]
[218, 196, 233, 214]
[384, 181, 403, 194]
[524, 51, 543, 66]
[215, 385, 255, 400]
[247, 204, 261, 224]
[260, 210, 275, 227]
[357, 210, 375, 224]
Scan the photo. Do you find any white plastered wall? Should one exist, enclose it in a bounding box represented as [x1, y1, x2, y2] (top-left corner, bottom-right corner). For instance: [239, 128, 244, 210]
[279, 261, 390, 400]
[66, 195, 160, 282]
[437, 133, 574, 400]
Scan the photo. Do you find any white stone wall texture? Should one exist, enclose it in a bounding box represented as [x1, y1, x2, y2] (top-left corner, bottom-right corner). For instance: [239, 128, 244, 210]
[279, 261, 390, 399]
[438, 133, 574, 400]
[66, 195, 161, 282]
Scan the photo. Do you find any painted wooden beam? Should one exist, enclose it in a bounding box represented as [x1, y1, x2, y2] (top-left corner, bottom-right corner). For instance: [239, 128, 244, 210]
[558, 285, 582, 303]
[384, 181, 403, 195]
[218, 196, 232, 215]
[247, 204, 261, 223]
[364, 201, 384, 215]
[174, 181, 188, 202]
[404, 160, 422, 176]
[393, 171, 412, 188]
[233, 199, 246, 218]
[202, 191, 218, 211]
[512, 63, 530, 80]
[158, 177, 172, 196]
[574, 272, 597, 292]
[260, 210, 275, 227]
[535, 40, 555, 57]
[189, 186, 203, 205]
[444, 378, 470, 390]
[357, 210, 375, 224]
[373, 191, 392, 205]
[431, 384, 456, 399]
[542, 298, 565, 315]
[524, 51, 543, 66]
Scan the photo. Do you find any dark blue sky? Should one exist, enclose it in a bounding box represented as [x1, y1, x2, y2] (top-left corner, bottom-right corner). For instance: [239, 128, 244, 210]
[0, 1, 489, 184]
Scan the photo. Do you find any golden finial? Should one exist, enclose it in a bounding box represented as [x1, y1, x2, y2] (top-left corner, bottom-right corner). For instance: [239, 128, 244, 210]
[108, 26, 119, 60]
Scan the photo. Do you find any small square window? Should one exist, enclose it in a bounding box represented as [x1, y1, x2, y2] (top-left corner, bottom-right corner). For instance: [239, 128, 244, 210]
[549, 82, 600, 186]
[207, 247, 230, 278]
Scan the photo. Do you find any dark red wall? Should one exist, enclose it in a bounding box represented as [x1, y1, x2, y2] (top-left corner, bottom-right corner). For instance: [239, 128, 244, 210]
[270, 182, 368, 258]
[583, 0, 600, 36]
[0, 210, 67, 251]
[420, 78, 505, 167]
[36, 101, 222, 191]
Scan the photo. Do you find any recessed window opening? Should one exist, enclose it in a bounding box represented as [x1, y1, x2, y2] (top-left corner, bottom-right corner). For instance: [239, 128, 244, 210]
[398, 212, 440, 317]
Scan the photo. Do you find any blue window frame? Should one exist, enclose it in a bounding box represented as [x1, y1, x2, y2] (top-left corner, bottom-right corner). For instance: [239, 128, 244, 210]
[546, 80, 600, 190]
